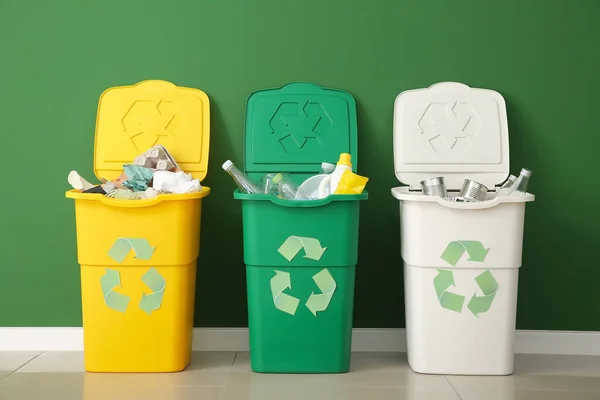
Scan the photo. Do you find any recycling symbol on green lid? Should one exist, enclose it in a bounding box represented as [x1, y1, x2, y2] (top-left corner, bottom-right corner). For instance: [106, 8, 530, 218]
[434, 241, 499, 317]
[269, 101, 333, 152]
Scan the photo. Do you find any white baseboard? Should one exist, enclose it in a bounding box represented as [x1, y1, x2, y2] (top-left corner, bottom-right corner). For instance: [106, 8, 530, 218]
[0, 328, 599, 355]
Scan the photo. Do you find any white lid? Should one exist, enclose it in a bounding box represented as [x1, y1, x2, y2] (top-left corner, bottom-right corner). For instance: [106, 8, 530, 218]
[393, 82, 509, 190]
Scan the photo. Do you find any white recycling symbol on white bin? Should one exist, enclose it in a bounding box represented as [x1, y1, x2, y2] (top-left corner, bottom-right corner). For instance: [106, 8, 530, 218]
[418, 100, 482, 152]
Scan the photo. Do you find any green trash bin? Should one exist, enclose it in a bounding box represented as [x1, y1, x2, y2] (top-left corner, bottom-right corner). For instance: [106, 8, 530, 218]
[233, 82, 368, 373]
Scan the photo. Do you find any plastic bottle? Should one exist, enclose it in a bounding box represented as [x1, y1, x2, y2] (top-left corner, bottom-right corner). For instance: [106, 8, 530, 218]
[271, 173, 308, 200]
[509, 168, 532, 196]
[489, 174, 518, 198]
[500, 175, 518, 190]
[319, 162, 335, 175]
[328, 153, 353, 194]
[296, 163, 334, 200]
[494, 169, 531, 197]
[222, 160, 263, 194]
[317, 153, 353, 197]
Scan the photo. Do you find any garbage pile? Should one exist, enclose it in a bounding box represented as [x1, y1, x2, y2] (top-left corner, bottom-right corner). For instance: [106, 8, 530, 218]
[420, 167, 532, 202]
[222, 153, 369, 200]
[67, 145, 202, 200]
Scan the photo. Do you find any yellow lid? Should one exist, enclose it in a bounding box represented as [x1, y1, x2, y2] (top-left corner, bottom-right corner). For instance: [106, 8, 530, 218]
[94, 80, 210, 181]
[337, 153, 352, 168]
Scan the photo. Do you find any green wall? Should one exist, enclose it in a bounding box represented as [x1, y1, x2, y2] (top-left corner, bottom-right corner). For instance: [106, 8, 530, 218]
[1, 0, 598, 330]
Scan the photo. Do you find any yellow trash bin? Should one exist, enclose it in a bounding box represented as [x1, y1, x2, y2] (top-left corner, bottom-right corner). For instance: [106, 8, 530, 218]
[66, 80, 210, 372]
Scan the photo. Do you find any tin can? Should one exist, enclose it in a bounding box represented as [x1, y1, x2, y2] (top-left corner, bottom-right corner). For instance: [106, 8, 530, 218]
[459, 179, 488, 202]
[420, 177, 447, 197]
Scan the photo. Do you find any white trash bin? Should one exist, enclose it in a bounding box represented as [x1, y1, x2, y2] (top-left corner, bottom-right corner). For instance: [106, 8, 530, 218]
[391, 82, 535, 375]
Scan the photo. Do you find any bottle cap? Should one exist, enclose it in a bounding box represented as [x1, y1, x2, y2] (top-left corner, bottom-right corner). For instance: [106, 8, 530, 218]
[271, 173, 283, 184]
[321, 162, 335, 170]
[337, 153, 352, 167]
[222, 160, 233, 171]
[521, 168, 532, 177]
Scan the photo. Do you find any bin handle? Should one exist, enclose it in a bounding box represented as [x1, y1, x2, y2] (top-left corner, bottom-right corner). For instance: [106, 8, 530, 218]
[435, 193, 534, 209]
[97, 195, 163, 208]
[66, 188, 210, 208]
[435, 197, 499, 209]
[268, 194, 337, 207]
[233, 190, 367, 207]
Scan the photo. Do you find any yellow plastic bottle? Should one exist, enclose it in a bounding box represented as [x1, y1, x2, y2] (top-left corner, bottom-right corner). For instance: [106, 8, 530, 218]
[317, 153, 352, 197]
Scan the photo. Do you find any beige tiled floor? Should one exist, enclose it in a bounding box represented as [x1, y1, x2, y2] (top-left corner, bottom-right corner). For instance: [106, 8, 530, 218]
[1, 352, 600, 399]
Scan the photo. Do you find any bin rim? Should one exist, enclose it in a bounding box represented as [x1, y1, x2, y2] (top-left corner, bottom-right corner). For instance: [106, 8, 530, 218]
[391, 186, 533, 209]
[66, 186, 210, 208]
[233, 189, 367, 208]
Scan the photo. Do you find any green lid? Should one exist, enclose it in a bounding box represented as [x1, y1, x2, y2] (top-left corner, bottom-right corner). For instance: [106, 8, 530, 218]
[244, 82, 358, 175]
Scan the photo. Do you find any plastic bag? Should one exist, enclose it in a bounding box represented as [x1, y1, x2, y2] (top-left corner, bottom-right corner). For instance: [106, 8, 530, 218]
[122, 164, 154, 192]
[334, 169, 369, 195]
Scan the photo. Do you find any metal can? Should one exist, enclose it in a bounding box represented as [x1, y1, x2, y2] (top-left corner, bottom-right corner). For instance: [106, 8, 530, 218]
[420, 177, 447, 197]
[459, 179, 488, 202]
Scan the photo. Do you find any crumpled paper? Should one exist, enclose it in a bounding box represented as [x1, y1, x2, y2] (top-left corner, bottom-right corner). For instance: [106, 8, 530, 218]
[153, 171, 201, 194]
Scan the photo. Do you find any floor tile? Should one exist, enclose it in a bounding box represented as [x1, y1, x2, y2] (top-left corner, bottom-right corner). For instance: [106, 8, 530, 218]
[447, 374, 600, 392]
[221, 384, 460, 400]
[187, 351, 236, 373]
[229, 352, 452, 390]
[0, 372, 87, 388]
[16, 351, 83, 372]
[226, 369, 453, 389]
[82, 385, 224, 400]
[231, 352, 251, 372]
[9, 351, 234, 388]
[0, 384, 84, 400]
[232, 352, 413, 373]
[83, 370, 229, 388]
[514, 354, 600, 377]
[0, 384, 224, 400]
[15, 351, 236, 374]
[457, 389, 600, 400]
[0, 352, 40, 373]
[349, 352, 412, 372]
[1, 370, 229, 389]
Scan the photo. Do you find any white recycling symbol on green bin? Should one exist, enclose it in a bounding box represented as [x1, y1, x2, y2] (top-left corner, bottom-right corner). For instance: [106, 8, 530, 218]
[277, 236, 327, 261]
[435, 240, 499, 317]
[270, 236, 335, 316]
